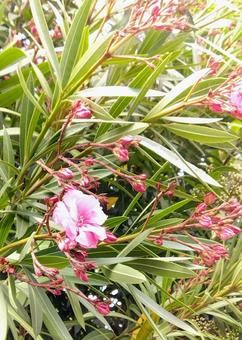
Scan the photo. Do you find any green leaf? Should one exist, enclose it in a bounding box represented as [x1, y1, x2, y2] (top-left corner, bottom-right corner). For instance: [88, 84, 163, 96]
[162, 116, 223, 124]
[66, 33, 114, 95]
[128, 259, 195, 278]
[140, 136, 221, 187]
[97, 122, 148, 143]
[128, 285, 198, 335]
[0, 47, 25, 70]
[164, 123, 238, 144]
[0, 286, 8, 340]
[60, 0, 93, 86]
[29, 0, 61, 87]
[0, 214, 14, 248]
[118, 229, 152, 258]
[19, 73, 34, 164]
[3, 126, 14, 179]
[29, 285, 43, 337]
[144, 68, 209, 121]
[103, 264, 147, 284]
[77, 86, 164, 98]
[65, 280, 85, 329]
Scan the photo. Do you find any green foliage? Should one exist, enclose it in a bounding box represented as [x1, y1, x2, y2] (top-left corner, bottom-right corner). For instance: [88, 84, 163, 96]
[0, 0, 241, 339]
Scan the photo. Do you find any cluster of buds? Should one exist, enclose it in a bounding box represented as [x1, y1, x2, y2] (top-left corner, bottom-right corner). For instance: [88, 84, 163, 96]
[0, 257, 15, 274]
[51, 25, 62, 40]
[201, 68, 242, 119]
[151, 192, 241, 266]
[119, 0, 196, 36]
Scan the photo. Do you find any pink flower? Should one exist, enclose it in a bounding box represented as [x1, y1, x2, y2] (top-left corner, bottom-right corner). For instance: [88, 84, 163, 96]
[96, 302, 110, 315]
[113, 146, 129, 162]
[53, 189, 108, 248]
[230, 86, 242, 118]
[215, 224, 241, 240]
[199, 215, 212, 228]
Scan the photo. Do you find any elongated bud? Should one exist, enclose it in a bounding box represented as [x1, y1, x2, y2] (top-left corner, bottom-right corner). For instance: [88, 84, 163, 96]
[56, 168, 74, 180]
[131, 180, 147, 193]
[96, 302, 110, 315]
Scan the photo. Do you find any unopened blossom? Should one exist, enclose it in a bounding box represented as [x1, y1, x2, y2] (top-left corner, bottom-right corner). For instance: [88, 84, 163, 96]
[131, 180, 147, 193]
[199, 244, 229, 266]
[199, 215, 212, 228]
[53, 189, 108, 249]
[215, 224, 241, 241]
[113, 146, 129, 162]
[118, 135, 139, 147]
[72, 100, 92, 119]
[105, 231, 118, 243]
[56, 168, 74, 180]
[96, 301, 110, 315]
[194, 203, 207, 215]
[204, 192, 217, 205]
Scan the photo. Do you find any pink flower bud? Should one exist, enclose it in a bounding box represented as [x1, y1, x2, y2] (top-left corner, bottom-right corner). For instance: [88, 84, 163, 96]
[113, 147, 129, 162]
[131, 180, 147, 193]
[45, 196, 59, 206]
[138, 173, 148, 180]
[105, 231, 117, 243]
[6, 266, 15, 274]
[204, 192, 217, 205]
[216, 225, 241, 240]
[199, 215, 212, 228]
[195, 203, 207, 215]
[84, 158, 94, 166]
[56, 168, 74, 180]
[58, 239, 77, 252]
[96, 302, 110, 315]
[154, 238, 163, 245]
[74, 269, 89, 282]
[51, 289, 62, 296]
[72, 100, 92, 119]
[151, 5, 160, 17]
[209, 102, 223, 113]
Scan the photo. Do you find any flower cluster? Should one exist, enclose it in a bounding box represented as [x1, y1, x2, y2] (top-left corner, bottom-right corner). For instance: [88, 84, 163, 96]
[203, 68, 242, 119]
[119, 0, 196, 36]
[152, 192, 241, 266]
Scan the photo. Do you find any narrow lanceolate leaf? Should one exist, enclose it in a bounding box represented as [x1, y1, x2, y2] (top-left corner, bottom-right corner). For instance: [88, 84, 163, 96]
[60, 0, 93, 86]
[140, 136, 221, 187]
[66, 33, 114, 95]
[144, 69, 210, 121]
[164, 124, 238, 144]
[103, 264, 147, 284]
[3, 126, 14, 179]
[29, 0, 61, 87]
[128, 285, 198, 335]
[128, 259, 195, 278]
[29, 286, 43, 337]
[0, 214, 15, 248]
[0, 286, 8, 340]
[118, 229, 152, 258]
[162, 116, 223, 124]
[77, 86, 164, 98]
[19, 73, 34, 165]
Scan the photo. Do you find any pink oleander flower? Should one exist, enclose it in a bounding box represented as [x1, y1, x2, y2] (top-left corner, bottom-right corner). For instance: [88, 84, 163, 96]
[215, 224, 241, 240]
[113, 146, 129, 162]
[53, 189, 108, 249]
[199, 215, 212, 228]
[230, 86, 242, 118]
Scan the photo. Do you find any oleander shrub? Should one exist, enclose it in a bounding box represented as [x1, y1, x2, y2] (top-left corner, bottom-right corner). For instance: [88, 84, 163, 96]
[0, 0, 241, 339]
